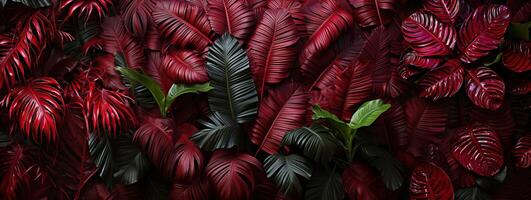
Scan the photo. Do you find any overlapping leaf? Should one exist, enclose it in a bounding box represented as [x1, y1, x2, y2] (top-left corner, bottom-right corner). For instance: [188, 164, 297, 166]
[465, 67, 505, 110]
[133, 117, 175, 177]
[512, 135, 531, 168]
[120, 0, 155, 37]
[342, 161, 385, 200]
[305, 167, 344, 200]
[409, 163, 454, 200]
[100, 17, 145, 70]
[162, 50, 209, 84]
[61, 0, 112, 19]
[458, 5, 510, 63]
[452, 124, 504, 176]
[281, 124, 337, 163]
[418, 59, 464, 100]
[401, 12, 456, 57]
[264, 153, 312, 195]
[423, 0, 459, 23]
[207, 0, 255, 41]
[502, 40, 531, 73]
[172, 136, 204, 182]
[349, 0, 396, 27]
[401, 52, 442, 69]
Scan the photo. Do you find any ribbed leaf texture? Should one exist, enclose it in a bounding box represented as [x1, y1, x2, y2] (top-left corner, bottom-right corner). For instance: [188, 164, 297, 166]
[457, 5, 510, 63]
[207, 0, 255, 42]
[169, 178, 210, 200]
[120, 0, 155, 37]
[250, 82, 307, 154]
[161, 50, 209, 84]
[1, 77, 63, 142]
[402, 52, 442, 69]
[465, 67, 505, 110]
[133, 117, 175, 178]
[405, 97, 447, 155]
[452, 124, 504, 176]
[409, 163, 453, 200]
[153, 0, 214, 50]
[100, 17, 145, 70]
[423, 0, 459, 23]
[512, 135, 531, 168]
[502, 40, 531, 73]
[418, 59, 464, 100]
[247, 8, 298, 97]
[206, 150, 262, 200]
[348, 0, 396, 27]
[401, 12, 456, 57]
[342, 161, 385, 200]
[60, 0, 112, 19]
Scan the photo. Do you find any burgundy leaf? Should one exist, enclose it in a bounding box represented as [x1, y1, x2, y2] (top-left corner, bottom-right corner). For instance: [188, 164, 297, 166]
[511, 80, 531, 95]
[405, 97, 447, 156]
[153, 0, 214, 51]
[0, 12, 48, 90]
[247, 8, 299, 97]
[170, 178, 210, 200]
[513, 135, 531, 168]
[418, 59, 464, 100]
[452, 124, 503, 176]
[100, 17, 145, 70]
[206, 150, 262, 200]
[207, 0, 255, 42]
[85, 86, 136, 137]
[299, 0, 354, 76]
[0, 144, 38, 200]
[267, 0, 306, 34]
[172, 136, 204, 182]
[342, 161, 386, 200]
[470, 103, 515, 147]
[465, 67, 505, 110]
[349, 0, 397, 27]
[319, 61, 372, 121]
[247, 0, 268, 20]
[1, 77, 64, 142]
[61, 0, 112, 20]
[360, 26, 394, 96]
[510, 0, 531, 23]
[409, 162, 454, 200]
[133, 117, 175, 178]
[457, 5, 510, 63]
[162, 50, 209, 84]
[401, 12, 456, 57]
[423, 0, 459, 23]
[250, 83, 308, 154]
[398, 64, 424, 80]
[91, 54, 128, 91]
[402, 52, 442, 69]
[120, 0, 156, 37]
[502, 40, 531, 73]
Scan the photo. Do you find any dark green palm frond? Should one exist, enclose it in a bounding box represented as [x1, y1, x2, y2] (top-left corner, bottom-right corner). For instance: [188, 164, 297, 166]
[264, 154, 312, 195]
[190, 112, 241, 151]
[281, 124, 337, 164]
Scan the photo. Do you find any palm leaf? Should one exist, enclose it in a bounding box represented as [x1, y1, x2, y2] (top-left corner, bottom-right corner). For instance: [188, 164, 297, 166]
[88, 133, 114, 184]
[304, 167, 344, 200]
[359, 144, 405, 191]
[206, 0, 255, 42]
[264, 153, 312, 195]
[190, 112, 241, 151]
[4, 0, 51, 8]
[206, 33, 259, 124]
[281, 125, 337, 164]
[113, 134, 150, 185]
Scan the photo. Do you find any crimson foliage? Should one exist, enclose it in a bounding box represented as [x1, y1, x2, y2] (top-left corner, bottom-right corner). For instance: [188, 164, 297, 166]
[0, 0, 529, 199]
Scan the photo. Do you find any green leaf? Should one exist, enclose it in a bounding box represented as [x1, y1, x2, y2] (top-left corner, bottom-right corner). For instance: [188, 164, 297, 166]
[6, 0, 51, 8]
[312, 105, 350, 135]
[455, 187, 490, 200]
[63, 18, 99, 60]
[0, 130, 11, 148]
[483, 52, 503, 67]
[359, 144, 405, 191]
[116, 54, 157, 108]
[349, 99, 390, 129]
[281, 124, 337, 164]
[264, 154, 312, 195]
[113, 134, 150, 185]
[509, 22, 531, 41]
[116, 67, 166, 115]
[88, 133, 114, 185]
[190, 112, 241, 151]
[475, 166, 507, 191]
[206, 33, 258, 123]
[304, 166, 344, 200]
[165, 83, 213, 113]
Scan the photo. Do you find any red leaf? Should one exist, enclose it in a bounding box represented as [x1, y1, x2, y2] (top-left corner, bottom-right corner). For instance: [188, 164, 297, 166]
[61, 0, 112, 20]
[511, 79, 531, 95]
[405, 97, 447, 156]
[502, 40, 531, 73]
[170, 178, 211, 200]
[452, 124, 503, 176]
[1, 77, 64, 142]
[360, 26, 394, 96]
[513, 135, 531, 168]
[418, 60, 464, 100]
[133, 117, 175, 177]
[509, 0, 531, 23]
[342, 161, 386, 200]
[85, 86, 136, 137]
[402, 52, 442, 69]
[319, 61, 372, 121]
[401, 12, 456, 57]
[423, 0, 459, 23]
[206, 150, 262, 200]
[457, 5, 510, 63]
[100, 17, 145, 70]
[267, 0, 306, 34]
[409, 162, 454, 200]
[470, 103, 515, 147]
[0, 144, 38, 200]
[172, 136, 204, 182]
[120, 0, 156, 37]
[299, 0, 354, 76]
[465, 67, 505, 110]
[91, 54, 127, 91]
[250, 82, 308, 154]
[349, 0, 397, 27]
[162, 50, 209, 84]
[0, 12, 48, 90]
[153, 0, 214, 51]
[248, 8, 298, 97]
[398, 64, 424, 80]
[207, 0, 255, 42]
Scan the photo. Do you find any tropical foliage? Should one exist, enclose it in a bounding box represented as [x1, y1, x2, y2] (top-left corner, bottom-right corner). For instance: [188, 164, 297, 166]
[0, 0, 529, 199]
